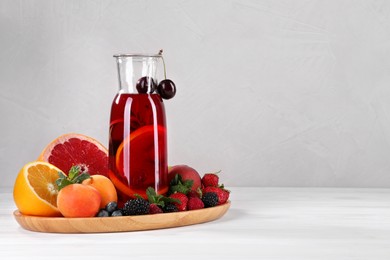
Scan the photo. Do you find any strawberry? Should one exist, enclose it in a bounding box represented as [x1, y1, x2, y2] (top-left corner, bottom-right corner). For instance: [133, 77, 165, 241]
[187, 197, 204, 210]
[145, 187, 179, 209]
[169, 192, 188, 211]
[201, 173, 219, 187]
[202, 186, 229, 205]
[149, 204, 163, 214]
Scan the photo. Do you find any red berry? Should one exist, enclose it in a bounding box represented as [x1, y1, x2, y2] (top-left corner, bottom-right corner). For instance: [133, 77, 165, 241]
[169, 192, 188, 211]
[149, 204, 163, 214]
[202, 173, 219, 187]
[202, 186, 229, 205]
[187, 197, 204, 210]
[187, 190, 200, 198]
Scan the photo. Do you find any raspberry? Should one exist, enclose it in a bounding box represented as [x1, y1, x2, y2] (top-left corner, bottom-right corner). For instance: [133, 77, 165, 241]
[187, 197, 204, 210]
[149, 204, 163, 214]
[187, 190, 200, 198]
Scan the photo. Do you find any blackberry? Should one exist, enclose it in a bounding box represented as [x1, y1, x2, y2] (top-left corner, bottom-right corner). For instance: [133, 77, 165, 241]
[96, 209, 110, 217]
[163, 203, 178, 213]
[111, 210, 123, 217]
[106, 201, 118, 213]
[122, 198, 150, 216]
[202, 192, 219, 208]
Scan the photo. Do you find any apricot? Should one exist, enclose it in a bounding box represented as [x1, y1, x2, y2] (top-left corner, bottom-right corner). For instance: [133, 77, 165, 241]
[57, 184, 101, 218]
[82, 174, 117, 208]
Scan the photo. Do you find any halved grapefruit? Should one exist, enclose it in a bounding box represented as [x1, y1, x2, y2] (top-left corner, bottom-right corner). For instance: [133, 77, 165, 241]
[38, 133, 108, 177]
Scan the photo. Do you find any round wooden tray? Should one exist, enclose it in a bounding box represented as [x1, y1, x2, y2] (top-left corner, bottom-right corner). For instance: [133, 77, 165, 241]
[13, 201, 230, 233]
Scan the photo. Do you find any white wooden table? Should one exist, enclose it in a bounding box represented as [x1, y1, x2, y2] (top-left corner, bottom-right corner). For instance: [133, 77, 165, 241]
[1, 187, 390, 259]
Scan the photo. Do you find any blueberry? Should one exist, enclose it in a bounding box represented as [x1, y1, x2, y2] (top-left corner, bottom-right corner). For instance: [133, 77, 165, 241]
[97, 209, 110, 217]
[106, 201, 118, 213]
[111, 210, 123, 217]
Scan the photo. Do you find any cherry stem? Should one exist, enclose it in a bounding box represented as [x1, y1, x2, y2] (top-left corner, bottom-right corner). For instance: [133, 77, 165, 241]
[158, 49, 167, 79]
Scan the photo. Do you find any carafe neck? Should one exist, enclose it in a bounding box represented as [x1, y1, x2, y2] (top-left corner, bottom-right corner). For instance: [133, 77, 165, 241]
[114, 54, 161, 94]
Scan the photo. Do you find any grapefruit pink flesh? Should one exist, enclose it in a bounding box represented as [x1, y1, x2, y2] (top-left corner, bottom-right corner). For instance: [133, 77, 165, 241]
[38, 134, 109, 177]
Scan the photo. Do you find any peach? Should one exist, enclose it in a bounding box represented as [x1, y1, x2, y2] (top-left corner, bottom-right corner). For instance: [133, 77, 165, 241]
[168, 165, 201, 191]
[82, 174, 117, 208]
[57, 184, 101, 218]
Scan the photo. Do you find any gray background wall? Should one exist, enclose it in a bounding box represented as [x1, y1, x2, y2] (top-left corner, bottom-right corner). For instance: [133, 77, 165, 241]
[2, 0, 390, 188]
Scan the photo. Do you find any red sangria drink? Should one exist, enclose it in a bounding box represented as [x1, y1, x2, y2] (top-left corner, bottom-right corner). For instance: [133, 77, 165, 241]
[109, 53, 171, 206]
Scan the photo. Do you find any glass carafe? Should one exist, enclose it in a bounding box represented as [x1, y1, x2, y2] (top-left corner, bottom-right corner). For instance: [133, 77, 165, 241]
[109, 53, 168, 206]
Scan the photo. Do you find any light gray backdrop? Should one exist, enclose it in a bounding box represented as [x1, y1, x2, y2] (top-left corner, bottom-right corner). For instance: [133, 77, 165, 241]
[1, 0, 390, 188]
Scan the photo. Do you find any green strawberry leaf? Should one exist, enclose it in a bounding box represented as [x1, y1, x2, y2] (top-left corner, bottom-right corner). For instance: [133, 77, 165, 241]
[161, 196, 180, 204]
[146, 187, 180, 207]
[168, 174, 193, 195]
[170, 184, 189, 194]
[183, 179, 194, 188]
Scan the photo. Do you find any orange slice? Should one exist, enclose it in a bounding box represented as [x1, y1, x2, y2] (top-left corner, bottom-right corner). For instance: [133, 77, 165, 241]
[37, 133, 108, 177]
[13, 161, 63, 217]
[108, 170, 138, 198]
[115, 125, 166, 172]
[114, 125, 166, 196]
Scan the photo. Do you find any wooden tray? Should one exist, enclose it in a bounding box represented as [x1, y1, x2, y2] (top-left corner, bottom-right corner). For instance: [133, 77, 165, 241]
[13, 201, 230, 233]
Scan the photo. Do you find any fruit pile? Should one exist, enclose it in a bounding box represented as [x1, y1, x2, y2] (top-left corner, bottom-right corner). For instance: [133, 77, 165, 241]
[13, 134, 230, 218]
[13, 134, 112, 218]
[96, 168, 230, 217]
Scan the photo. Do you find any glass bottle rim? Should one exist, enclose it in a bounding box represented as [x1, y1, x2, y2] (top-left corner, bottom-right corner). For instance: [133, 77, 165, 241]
[113, 53, 162, 58]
